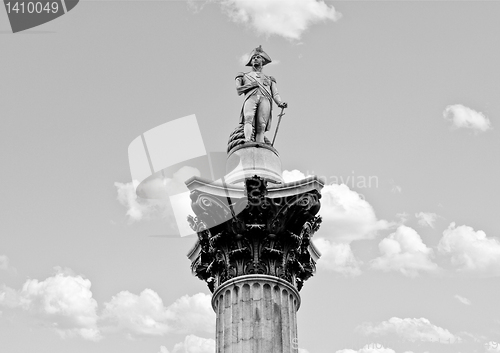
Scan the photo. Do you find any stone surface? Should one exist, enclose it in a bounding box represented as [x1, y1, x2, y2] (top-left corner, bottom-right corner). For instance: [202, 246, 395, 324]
[212, 275, 300, 353]
[186, 139, 323, 353]
[187, 175, 323, 293]
[225, 143, 284, 185]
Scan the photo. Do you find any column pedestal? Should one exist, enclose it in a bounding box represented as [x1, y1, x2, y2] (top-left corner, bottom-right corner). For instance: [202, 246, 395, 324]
[225, 143, 284, 185]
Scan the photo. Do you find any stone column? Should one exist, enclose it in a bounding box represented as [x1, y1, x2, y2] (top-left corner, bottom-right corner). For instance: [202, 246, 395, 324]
[187, 144, 323, 353]
[212, 275, 300, 353]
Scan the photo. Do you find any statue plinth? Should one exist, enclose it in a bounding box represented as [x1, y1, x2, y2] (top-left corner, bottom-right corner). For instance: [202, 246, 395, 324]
[187, 144, 323, 352]
[225, 143, 284, 185]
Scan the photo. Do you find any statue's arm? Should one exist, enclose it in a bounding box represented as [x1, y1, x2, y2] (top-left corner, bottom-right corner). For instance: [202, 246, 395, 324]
[270, 77, 288, 108]
[235, 73, 257, 96]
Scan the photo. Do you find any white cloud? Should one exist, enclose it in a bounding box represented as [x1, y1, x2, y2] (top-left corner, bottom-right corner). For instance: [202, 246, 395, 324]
[172, 334, 215, 353]
[0, 284, 21, 308]
[396, 212, 409, 224]
[357, 317, 459, 343]
[158, 346, 170, 353]
[454, 294, 471, 305]
[336, 344, 396, 353]
[282, 169, 311, 183]
[313, 238, 362, 276]
[166, 293, 215, 334]
[239, 53, 250, 66]
[1, 270, 215, 341]
[282, 170, 391, 242]
[114, 181, 169, 223]
[55, 327, 102, 341]
[115, 166, 200, 235]
[415, 212, 438, 228]
[216, 0, 341, 40]
[101, 289, 170, 335]
[319, 184, 392, 243]
[370, 225, 439, 277]
[438, 222, 500, 275]
[101, 291, 214, 336]
[0, 268, 101, 341]
[0, 255, 9, 270]
[443, 104, 492, 132]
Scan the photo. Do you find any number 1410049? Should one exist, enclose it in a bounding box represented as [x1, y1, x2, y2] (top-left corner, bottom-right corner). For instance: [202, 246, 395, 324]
[5, 2, 59, 14]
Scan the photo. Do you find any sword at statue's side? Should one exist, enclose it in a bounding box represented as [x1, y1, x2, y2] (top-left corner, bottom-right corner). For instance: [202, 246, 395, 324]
[271, 107, 286, 146]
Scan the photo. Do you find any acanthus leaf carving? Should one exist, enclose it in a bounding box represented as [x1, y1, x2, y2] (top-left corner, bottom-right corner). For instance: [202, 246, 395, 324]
[189, 176, 322, 293]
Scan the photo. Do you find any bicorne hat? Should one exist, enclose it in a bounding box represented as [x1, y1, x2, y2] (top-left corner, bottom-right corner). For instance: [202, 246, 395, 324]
[245, 45, 272, 67]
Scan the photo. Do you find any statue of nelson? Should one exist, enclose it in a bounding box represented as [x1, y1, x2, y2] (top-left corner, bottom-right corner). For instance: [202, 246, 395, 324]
[235, 46, 288, 143]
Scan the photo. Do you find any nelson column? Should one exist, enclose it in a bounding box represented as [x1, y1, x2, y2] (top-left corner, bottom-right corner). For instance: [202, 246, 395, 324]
[186, 46, 324, 353]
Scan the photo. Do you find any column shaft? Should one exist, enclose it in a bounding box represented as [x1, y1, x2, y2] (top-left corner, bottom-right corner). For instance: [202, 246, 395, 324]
[212, 275, 300, 353]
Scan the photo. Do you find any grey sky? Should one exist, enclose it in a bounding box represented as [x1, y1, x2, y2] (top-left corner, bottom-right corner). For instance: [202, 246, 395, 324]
[1, 1, 499, 352]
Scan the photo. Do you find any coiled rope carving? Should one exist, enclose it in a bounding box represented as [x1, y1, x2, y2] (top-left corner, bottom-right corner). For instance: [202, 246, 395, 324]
[227, 124, 271, 153]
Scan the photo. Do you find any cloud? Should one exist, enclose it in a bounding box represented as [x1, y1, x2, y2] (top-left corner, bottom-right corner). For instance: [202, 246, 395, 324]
[101, 291, 214, 336]
[101, 289, 170, 335]
[172, 334, 215, 353]
[282, 170, 392, 243]
[115, 166, 200, 236]
[443, 104, 492, 132]
[454, 294, 471, 305]
[0, 268, 101, 341]
[0, 284, 21, 308]
[370, 226, 439, 277]
[438, 222, 500, 275]
[239, 53, 250, 66]
[313, 238, 362, 276]
[396, 212, 409, 224]
[1, 270, 214, 341]
[158, 346, 170, 353]
[357, 317, 459, 343]
[415, 212, 438, 228]
[335, 344, 396, 353]
[115, 166, 200, 221]
[165, 293, 215, 334]
[217, 0, 341, 40]
[114, 181, 170, 223]
[282, 169, 311, 183]
[0, 255, 9, 270]
[319, 184, 392, 243]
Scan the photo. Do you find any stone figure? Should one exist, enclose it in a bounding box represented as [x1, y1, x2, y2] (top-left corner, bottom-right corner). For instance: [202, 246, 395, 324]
[235, 45, 288, 143]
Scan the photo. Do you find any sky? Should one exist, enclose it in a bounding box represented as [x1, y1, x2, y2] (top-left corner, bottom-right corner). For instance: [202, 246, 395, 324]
[1, 1, 500, 353]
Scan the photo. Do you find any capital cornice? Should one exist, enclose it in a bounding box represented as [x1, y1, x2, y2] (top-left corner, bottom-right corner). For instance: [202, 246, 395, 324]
[187, 176, 323, 293]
